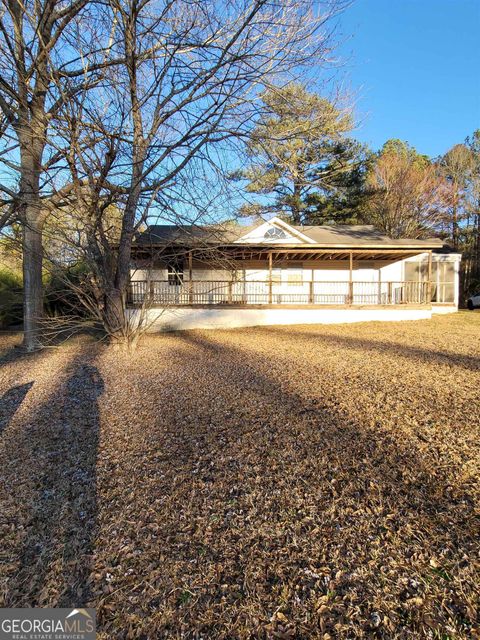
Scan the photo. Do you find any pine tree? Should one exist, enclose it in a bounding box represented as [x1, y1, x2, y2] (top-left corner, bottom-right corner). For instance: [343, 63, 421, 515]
[237, 83, 365, 224]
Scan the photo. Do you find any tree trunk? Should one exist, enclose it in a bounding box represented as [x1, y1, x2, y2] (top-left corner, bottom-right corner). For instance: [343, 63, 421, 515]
[452, 184, 459, 251]
[291, 180, 302, 224]
[22, 214, 44, 350]
[452, 206, 458, 251]
[102, 287, 132, 348]
[17, 118, 47, 351]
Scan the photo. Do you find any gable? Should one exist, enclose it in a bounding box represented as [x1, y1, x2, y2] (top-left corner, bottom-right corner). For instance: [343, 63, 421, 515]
[234, 217, 314, 244]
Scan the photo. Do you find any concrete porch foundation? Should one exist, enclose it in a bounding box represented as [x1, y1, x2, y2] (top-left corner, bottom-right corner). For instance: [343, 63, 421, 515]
[129, 306, 434, 332]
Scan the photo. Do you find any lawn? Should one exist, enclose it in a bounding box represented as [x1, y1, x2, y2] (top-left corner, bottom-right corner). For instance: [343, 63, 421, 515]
[0, 313, 479, 639]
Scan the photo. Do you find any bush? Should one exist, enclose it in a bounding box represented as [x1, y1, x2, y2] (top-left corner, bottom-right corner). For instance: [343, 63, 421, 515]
[0, 268, 23, 328]
[44, 262, 94, 319]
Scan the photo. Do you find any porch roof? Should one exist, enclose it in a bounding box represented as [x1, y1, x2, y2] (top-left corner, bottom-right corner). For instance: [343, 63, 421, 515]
[133, 221, 447, 259]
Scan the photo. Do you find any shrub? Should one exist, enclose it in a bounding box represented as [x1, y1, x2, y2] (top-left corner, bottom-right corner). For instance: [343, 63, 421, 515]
[44, 262, 94, 319]
[0, 268, 23, 328]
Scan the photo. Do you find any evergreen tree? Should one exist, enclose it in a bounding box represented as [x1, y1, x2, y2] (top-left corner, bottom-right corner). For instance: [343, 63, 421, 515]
[466, 130, 480, 286]
[302, 150, 374, 225]
[237, 83, 365, 224]
[442, 131, 480, 293]
[440, 142, 476, 250]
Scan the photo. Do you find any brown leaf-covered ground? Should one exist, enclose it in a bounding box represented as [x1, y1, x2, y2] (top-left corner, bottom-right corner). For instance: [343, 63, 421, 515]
[0, 312, 479, 639]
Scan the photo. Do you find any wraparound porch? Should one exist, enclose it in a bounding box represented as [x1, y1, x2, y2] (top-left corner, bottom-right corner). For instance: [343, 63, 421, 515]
[127, 279, 433, 307]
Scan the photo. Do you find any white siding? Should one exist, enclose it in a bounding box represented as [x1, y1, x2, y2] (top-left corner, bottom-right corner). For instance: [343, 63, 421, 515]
[130, 268, 166, 281]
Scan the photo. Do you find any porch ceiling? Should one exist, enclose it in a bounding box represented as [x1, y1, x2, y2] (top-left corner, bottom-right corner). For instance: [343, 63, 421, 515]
[209, 247, 429, 262]
[131, 245, 430, 263]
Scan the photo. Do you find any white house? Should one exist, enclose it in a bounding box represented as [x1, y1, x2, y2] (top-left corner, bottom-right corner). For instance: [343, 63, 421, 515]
[128, 217, 461, 331]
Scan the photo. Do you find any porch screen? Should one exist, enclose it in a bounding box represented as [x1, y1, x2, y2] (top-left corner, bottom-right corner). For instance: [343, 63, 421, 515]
[404, 261, 427, 282]
[432, 262, 455, 303]
[404, 260, 455, 303]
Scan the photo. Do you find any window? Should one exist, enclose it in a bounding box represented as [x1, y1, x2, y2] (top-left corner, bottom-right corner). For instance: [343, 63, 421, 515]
[264, 227, 287, 240]
[167, 259, 184, 286]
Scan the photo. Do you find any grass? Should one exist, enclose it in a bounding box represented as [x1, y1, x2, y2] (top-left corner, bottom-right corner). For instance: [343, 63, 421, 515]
[0, 312, 479, 639]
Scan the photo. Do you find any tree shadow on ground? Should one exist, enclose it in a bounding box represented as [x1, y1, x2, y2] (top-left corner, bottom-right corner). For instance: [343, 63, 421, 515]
[2, 358, 103, 608]
[0, 382, 34, 435]
[0, 331, 101, 372]
[119, 330, 477, 638]
[177, 331, 477, 530]
[251, 325, 480, 372]
[0, 342, 42, 371]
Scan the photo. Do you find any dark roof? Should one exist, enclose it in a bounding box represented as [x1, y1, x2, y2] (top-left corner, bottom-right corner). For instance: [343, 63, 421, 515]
[134, 224, 240, 245]
[134, 223, 446, 250]
[298, 225, 444, 247]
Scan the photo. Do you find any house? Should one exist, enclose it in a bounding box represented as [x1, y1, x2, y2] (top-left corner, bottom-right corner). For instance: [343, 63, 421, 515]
[128, 217, 461, 331]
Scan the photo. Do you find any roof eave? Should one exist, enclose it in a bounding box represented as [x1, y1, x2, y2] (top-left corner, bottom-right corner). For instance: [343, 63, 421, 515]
[133, 242, 444, 249]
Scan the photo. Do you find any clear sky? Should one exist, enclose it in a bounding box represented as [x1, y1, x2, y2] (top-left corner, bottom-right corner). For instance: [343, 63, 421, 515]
[335, 0, 480, 158]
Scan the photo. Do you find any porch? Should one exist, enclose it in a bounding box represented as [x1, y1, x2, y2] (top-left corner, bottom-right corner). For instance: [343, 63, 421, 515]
[127, 279, 432, 307]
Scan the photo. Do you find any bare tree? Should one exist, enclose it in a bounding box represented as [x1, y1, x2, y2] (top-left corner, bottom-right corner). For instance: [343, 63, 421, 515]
[364, 139, 452, 239]
[57, 0, 346, 346]
[0, 0, 115, 349]
[35, 183, 247, 349]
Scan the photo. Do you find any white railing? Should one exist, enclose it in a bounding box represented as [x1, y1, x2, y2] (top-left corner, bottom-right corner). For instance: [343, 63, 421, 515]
[127, 280, 433, 306]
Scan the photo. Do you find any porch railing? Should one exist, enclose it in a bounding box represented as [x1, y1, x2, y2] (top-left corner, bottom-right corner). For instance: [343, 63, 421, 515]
[127, 280, 432, 306]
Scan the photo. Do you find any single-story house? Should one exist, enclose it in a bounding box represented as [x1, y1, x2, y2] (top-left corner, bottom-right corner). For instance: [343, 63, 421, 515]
[128, 217, 461, 331]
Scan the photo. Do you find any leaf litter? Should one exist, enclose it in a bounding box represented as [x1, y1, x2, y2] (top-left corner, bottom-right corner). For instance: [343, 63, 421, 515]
[0, 312, 478, 638]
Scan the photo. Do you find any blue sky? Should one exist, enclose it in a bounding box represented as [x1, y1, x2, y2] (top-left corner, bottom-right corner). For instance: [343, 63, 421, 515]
[335, 0, 480, 158]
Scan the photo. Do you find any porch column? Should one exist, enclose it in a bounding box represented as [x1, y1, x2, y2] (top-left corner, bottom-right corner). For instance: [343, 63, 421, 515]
[348, 251, 353, 304]
[268, 252, 273, 304]
[427, 250, 432, 304]
[188, 250, 193, 304]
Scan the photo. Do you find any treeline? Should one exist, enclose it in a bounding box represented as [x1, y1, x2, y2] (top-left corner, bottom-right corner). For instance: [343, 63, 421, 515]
[234, 84, 480, 296]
